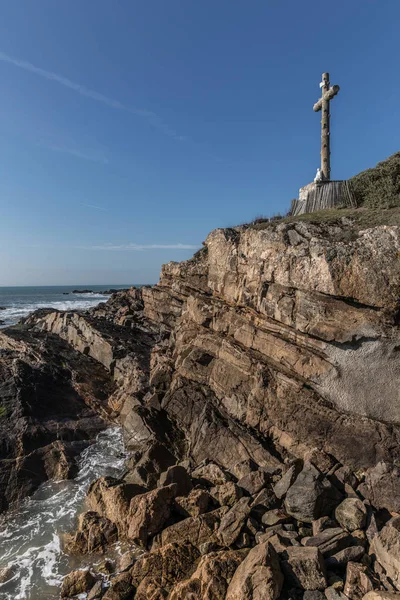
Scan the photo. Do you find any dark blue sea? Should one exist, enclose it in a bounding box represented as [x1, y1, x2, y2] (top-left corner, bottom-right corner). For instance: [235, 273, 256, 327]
[0, 285, 133, 328]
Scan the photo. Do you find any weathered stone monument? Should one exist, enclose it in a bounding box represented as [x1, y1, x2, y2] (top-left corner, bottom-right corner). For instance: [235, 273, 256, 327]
[290, 72, 356, 216]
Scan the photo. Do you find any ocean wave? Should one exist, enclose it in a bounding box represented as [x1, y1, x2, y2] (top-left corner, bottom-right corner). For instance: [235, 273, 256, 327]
[0, 297, 107, 328]
[0, 427, 128, 600]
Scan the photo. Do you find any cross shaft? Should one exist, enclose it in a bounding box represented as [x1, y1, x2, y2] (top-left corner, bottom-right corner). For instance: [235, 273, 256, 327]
[313, 72, 340, 180]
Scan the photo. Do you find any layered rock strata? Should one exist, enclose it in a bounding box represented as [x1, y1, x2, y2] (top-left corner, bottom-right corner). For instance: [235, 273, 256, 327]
[2, 218, 400, 598]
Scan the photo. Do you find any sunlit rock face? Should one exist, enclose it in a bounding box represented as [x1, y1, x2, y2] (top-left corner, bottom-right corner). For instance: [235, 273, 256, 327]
[25, 219, 400, 512]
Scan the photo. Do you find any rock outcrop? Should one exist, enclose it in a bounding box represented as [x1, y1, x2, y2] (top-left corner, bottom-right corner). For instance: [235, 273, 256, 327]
[2, 214, 400, 598]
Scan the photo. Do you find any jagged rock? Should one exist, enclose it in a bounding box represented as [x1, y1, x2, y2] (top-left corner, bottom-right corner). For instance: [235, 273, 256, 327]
[218, 497, 252, 546]
[87, 580, 104, 600]
[87, 477, 146, 537]
[326, 546, 365, 568]
[255, 525, 284, 544]
[344, 562, 373, 600]
[285, 463, 342, 523]
[130, 542, 200, 591]
[127, 484, 177, 547]
[159, 465, 193, 497]
[60, 569, 97, 598]
[118, 550, 138, 572]
[135, 578, 167, 599]
[281, 546, 327, 591]
[370, 517, 400, 591]
[64, 511, 118, 554]
[125, 440, 177, 489]
[266, 532, 292, 553]
[232, 459, 259, 479]
[102, 572, 135, 600]
[192, 462, 231, 486]
[251, 487, 278, 518]
[225, 541, 283, 600]
[168, 549, 247, 599]
[237, 469, 270, 495]
[0, 329, 112, 512]
[211, 481, 243, 507]
[174, 489, 211, 517]
[273, 462, 302, 500]
[157, 507, 226, 548]
[303, 528, 354, 557]
[335, 499, 367, 532]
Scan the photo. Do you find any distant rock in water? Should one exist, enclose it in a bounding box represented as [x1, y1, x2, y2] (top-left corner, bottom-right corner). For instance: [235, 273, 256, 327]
[68, 288, 131, 295]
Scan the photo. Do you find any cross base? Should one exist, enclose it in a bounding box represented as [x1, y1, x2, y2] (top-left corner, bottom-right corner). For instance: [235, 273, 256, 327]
[290, 180, 356, 216]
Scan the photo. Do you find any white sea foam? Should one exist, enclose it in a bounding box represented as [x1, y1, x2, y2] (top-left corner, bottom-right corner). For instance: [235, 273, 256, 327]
[0, 427, 128, 600]
[0, 297, 107, 328]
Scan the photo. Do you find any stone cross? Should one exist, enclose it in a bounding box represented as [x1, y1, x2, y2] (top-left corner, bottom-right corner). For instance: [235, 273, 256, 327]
[313, 72, 340, 181]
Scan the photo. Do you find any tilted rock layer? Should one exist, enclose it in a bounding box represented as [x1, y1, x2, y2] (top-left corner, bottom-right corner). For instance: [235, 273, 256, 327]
[27, 219, 400, 513]
[3, 216, 400, 599]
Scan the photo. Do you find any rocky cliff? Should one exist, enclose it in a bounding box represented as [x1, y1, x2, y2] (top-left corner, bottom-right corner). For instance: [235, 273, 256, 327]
[1, 214, 400, 599]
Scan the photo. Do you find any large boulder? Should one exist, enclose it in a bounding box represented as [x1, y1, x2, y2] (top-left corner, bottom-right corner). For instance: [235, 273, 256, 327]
[127, 484, 177, 547]
[174, 489, 211, 517]
[156, 508, 226, 549]
[370, 517, 400, 591]
[87, 476, 146, 537]
[273, 462, 302, 500]
[159, 465, 193, 497]
[217, 497, 252, 546]
[344, 561, 373, 600]
[211, 482, 243, 507]
[280, 546, 327, 591]
[192, 462, 231, 487]
[237, 469, 270, 495]
[102, 572, 135, 600]
[130, 542, 200, 591]
[169, 549, 247, 599]
[225, 541, 283, 600]
[64, 511, 118, 554]
[61, 569, 96, 598]
[303, 527, 353, 557]
[335, 498, 367, 532]
[285, 463, 342, 523]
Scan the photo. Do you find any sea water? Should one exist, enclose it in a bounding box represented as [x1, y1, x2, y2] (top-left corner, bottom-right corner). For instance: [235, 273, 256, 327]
[0, 427, 129, 600]
[0, 285, 132, 328]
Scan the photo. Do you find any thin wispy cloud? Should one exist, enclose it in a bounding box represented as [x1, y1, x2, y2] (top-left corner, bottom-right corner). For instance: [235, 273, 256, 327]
[81, 203, 108, 212]
[0, 50, 184, 140]
[88, 242, 200, 251]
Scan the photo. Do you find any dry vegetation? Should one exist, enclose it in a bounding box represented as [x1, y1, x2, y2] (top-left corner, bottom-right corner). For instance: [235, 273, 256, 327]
[245, 151, 400, 231]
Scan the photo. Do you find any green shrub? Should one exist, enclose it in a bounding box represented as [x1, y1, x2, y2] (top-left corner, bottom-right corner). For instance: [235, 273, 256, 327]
[350, 152, 400, 209]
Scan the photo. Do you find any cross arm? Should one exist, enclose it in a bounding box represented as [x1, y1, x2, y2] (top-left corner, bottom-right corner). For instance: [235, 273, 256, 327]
[313, 84, 340, 112]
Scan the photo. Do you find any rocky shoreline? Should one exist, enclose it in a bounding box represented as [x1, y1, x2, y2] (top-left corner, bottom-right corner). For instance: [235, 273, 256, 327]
[1, 217, 400, 599]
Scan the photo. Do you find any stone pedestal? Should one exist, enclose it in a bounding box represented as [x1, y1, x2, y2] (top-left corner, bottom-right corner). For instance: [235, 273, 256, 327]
[290, 180, 356, 216]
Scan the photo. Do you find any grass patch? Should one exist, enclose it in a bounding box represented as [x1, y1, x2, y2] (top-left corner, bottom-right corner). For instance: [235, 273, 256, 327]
[0, 406, 8, 418]
[247, 207, 400, 233]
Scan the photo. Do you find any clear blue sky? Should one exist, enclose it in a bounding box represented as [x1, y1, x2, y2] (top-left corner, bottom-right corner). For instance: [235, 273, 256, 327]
[0, 0, 399, 285]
